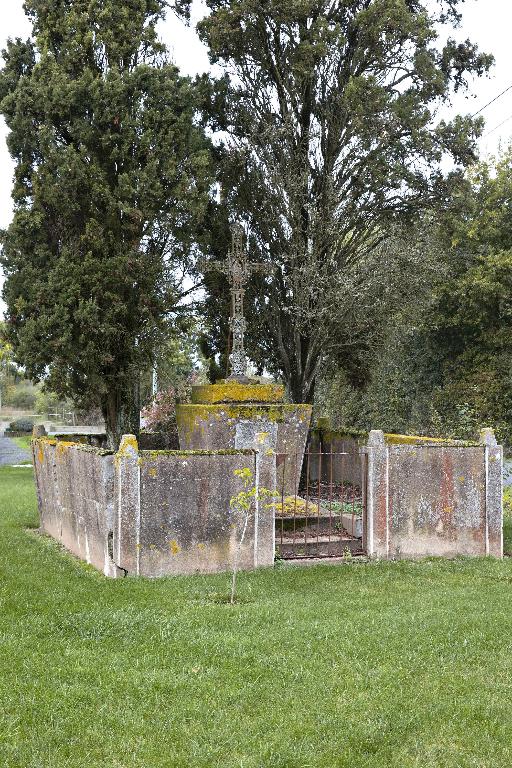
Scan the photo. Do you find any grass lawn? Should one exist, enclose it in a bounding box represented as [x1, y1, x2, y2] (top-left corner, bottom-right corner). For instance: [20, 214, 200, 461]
[2, 466, 512, 767]
[11, 434, 32, 452]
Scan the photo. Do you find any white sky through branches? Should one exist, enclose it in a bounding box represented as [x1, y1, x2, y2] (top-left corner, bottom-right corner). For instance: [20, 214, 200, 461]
[0, 0, 511, 316]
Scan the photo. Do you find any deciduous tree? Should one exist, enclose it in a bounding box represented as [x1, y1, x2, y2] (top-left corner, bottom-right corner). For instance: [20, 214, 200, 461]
[195, 0, 492, 401]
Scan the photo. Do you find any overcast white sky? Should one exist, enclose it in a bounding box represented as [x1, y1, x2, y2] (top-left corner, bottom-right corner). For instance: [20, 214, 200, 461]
[0, 0, 511, 316]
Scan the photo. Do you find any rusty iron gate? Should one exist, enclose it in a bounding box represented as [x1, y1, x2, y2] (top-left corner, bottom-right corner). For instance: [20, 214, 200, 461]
[274, 447, 367, 560]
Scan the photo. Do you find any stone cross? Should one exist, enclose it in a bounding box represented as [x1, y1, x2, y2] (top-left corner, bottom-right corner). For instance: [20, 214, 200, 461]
[201, 225, 272, 380]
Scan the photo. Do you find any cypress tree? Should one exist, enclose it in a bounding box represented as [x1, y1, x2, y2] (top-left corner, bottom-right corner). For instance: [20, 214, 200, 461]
[0, 0, 213, 447]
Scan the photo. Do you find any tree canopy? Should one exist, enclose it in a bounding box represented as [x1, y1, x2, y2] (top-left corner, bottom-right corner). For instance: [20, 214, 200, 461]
[195, 0, 492, 401]
[0, 0, 213, 446]
[319, 149, 512, 445]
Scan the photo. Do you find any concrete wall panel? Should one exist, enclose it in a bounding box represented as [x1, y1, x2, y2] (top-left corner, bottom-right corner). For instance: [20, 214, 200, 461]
[365, 430, 503, 559]
[33, 438, 118, 576]
[136, 452, 259, 577]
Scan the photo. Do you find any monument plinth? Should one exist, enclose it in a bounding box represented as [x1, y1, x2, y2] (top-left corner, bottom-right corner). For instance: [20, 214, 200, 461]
[176, 382, 311, 493]
[179, 225, 312, 491]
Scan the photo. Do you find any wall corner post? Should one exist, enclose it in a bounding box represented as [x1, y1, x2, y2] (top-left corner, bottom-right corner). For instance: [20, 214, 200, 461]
[480, 428, 503, 558]
[366, 430, 388, 559]
[114, 434, 141, 574]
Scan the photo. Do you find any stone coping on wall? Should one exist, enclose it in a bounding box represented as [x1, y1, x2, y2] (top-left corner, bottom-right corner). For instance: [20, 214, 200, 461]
[382, 433, 481, 448]
[34, 435, 114, 456]
[311, 424, 368, 442]
[138, 448, 256, 458]
[34, 434, 256, 460]
[191, 382, 285, 405]
[312, 420, 482, 448]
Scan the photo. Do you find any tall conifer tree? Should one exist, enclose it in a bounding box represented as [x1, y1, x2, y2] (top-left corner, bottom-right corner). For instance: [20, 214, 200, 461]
[0, 0, 212, 446]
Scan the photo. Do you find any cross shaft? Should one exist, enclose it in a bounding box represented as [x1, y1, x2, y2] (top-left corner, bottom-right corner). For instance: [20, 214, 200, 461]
[201, 225, 271, 380]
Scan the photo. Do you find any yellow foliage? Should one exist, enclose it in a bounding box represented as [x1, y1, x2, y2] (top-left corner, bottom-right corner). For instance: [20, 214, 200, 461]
[271, 496, 319, 517]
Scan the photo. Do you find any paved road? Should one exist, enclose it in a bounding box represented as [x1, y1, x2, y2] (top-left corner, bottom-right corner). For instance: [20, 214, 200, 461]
[0, 436, 31, 466]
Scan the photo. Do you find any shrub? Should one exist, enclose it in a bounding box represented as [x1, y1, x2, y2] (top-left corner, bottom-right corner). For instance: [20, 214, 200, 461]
[35, 389, 61, 415]
[5, 386, 36, 410]
[7, 418, 34, 433]
[141, 374, 199, 432]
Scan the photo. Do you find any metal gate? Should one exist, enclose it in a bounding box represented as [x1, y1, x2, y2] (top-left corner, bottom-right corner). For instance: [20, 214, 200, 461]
[274, 447, 367, 560]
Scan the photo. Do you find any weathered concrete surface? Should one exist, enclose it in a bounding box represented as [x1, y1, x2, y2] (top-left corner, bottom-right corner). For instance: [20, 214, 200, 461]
[33, 437, 120, 577]
[234, 421, 278, 569]
[134, 451, 263, 577]
[365, 429, 503, 559]
[33, 433, 276, 578]
[191, 382, 285, 404]
[177, 403, 311, 494]
[308, 427, 365, 489]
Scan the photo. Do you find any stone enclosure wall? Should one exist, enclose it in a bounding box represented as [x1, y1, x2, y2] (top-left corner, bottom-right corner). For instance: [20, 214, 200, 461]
[308, 425, 365, 489]
[33, 421, 504, 577]
[365, 429, 503, 559]
[33, 437, 119, 577]
[33, 430, 276, 578]
[306, 423, 503, 560]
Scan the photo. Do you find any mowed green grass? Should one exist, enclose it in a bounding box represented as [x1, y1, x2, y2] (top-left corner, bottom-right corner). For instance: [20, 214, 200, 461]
[2, 466, 512, 768]
[11, 434, 32, 452]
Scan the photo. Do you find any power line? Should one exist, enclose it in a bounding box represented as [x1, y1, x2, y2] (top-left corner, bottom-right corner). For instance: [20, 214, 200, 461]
[482, 112, 512, 138]
[471, 83, 512, 118]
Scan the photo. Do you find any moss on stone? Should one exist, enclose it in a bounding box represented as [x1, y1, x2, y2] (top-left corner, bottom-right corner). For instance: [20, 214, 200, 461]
[384, 433, 479, 447]
[53, 434, 91, 444]
[56, 440, 77, 456]
[176, 402, 312, 446]
[191, 382, 285, 405]
[313, 427, 368, 442]
[115, 435, 139, 466]
[139, 448, 255, 463]
[36, 437, 58, 447]
[33, 436, 113, 457]
[178, 403, 310, 423]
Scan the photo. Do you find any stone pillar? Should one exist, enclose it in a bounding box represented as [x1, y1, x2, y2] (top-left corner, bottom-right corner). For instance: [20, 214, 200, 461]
[365, 430, 388, 559]
[480, 428, 503, 558]
[114, 435, 140, 575]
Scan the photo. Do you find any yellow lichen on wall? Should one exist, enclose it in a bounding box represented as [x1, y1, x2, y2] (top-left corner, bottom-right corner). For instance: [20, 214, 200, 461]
[176, 403, 312, 445]
[191, 382, 285, 405]
[56, 440, 76, 457]
[169, 539, 181, 555]
[114, 434, 139, 468]
[384, 433, 478, 447]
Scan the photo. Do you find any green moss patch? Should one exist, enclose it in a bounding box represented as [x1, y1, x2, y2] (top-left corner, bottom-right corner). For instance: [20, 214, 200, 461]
[384, 433, 480, 447]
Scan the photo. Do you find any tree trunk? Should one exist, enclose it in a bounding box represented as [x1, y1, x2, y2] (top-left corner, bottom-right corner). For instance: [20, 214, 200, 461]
[287, 368, 316, 405]
[102, 376, 141, 450]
